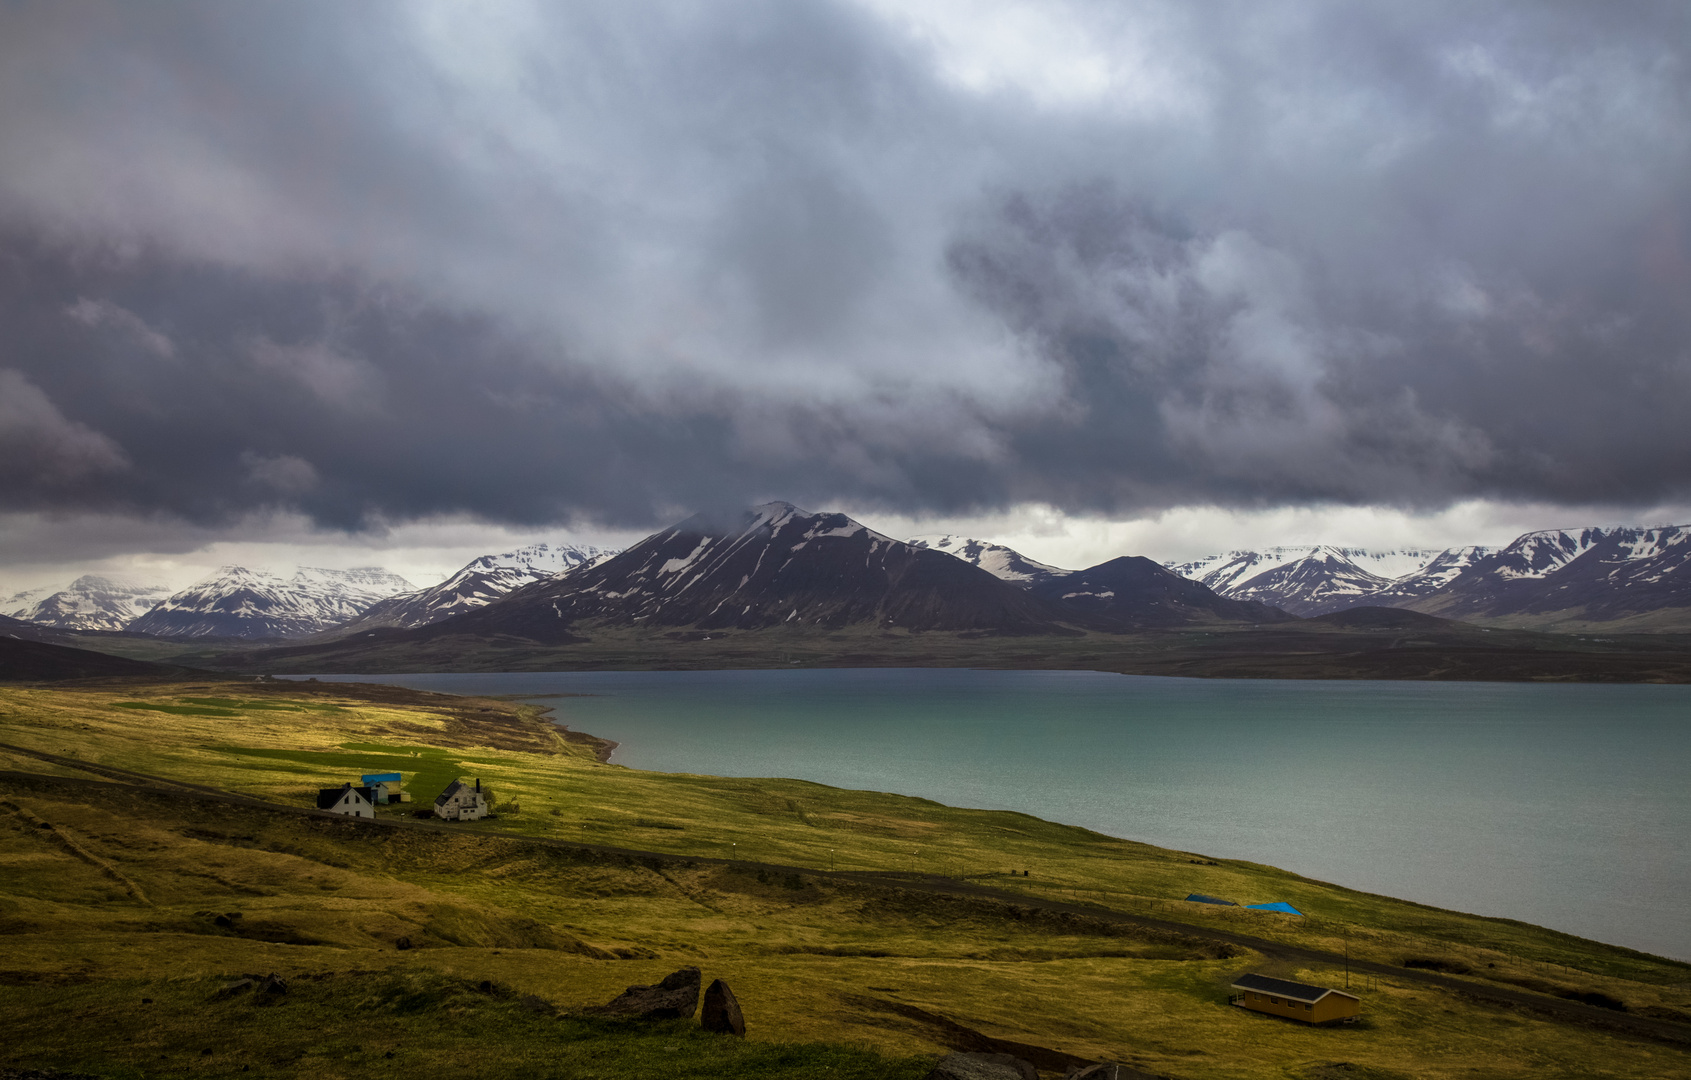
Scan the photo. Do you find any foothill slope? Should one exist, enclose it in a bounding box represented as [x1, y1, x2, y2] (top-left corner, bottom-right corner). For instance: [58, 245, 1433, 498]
[1, 678, 1688, 1079]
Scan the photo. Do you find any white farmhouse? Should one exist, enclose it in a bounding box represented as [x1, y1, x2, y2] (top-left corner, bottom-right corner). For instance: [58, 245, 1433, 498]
[316, 782, 376, 818]
[433, 778, 488, 821]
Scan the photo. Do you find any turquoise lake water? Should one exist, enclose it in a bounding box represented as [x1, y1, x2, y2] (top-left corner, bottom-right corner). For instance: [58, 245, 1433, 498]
[300, 669, 1691, 960]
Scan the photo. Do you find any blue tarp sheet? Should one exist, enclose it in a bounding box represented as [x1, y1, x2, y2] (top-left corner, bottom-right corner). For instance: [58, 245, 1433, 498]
[362, 773, 403, 784]
[1184, 893, 1237, 906]
[1245, 902, 1304, 915]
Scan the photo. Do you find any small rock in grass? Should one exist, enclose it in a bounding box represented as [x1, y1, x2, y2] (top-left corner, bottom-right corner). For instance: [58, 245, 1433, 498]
[588, 966, 701, 1020]
[519, 994, 557, 1016]
[257, 973, 286, 995]
[395, 936, 412, 950]
[700, 979, 745, 1036]
[215, 979, 255, 999]
[925, 1052, 1038, 1080]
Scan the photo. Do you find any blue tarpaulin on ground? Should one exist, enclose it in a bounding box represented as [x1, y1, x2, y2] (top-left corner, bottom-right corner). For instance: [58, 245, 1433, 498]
[1184, 893, 1237, 906]
[1245, 902, 1304, 915]
[362, 773, 403, 784]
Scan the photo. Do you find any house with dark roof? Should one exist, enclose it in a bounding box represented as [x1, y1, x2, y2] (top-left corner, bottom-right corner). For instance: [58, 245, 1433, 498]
[1229, 973, 1360, 1024]
[433, 778, 488, 821]
[316, 782, 376, 819]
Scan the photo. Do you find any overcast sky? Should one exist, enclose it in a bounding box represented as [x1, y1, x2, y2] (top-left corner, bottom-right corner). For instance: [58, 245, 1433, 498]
[4, 0, 1691, 591]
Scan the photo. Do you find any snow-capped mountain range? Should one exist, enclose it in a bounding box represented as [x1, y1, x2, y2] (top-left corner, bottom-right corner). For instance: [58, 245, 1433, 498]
[13, 517, 1691, 641]
[1168, 546, 1462, 618]
[1170, 526, 1691, 628]
[337, 543, 613, 632]
[127, 566, 417, 639]
[362, 502, 1281, 644]
[1397, 525, 1691, 629]
[3, 575, 175, 631]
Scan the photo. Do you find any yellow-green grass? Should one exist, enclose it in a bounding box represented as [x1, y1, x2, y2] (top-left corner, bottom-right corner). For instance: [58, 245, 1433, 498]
[2, 680, 1689, 1080]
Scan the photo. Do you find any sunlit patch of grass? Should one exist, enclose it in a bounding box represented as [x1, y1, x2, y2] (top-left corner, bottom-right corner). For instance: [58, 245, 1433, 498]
[209, 743, 468, 804]
[114, 700, 242, 717]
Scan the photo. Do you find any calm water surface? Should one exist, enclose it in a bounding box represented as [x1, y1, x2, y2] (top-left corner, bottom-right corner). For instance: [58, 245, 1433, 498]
[302, 669, 1691, 959]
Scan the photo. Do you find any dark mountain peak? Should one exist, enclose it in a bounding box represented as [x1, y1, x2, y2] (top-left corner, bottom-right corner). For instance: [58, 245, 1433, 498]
[1032, 555, 1295, 627]
[448, 502, 1071, 638]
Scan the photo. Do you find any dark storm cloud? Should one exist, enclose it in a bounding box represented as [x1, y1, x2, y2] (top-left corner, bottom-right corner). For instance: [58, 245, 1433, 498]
[2, 0, 1690, 538]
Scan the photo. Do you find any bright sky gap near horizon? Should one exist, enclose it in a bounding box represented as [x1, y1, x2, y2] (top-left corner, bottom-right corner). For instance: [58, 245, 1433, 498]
[4, 2, 1691, 590]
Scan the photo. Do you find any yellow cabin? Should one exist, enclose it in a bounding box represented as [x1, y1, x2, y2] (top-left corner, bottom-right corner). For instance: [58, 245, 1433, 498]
[1229, 973, 1360, 1025]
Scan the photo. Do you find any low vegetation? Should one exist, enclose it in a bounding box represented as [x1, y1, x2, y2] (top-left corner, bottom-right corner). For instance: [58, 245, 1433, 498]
[1, 679, 1688, 1079]
[134, 620, 1691, 683]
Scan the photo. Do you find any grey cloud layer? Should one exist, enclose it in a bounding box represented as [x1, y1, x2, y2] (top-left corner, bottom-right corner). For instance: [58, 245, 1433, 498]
[2, 0, 1689, 537]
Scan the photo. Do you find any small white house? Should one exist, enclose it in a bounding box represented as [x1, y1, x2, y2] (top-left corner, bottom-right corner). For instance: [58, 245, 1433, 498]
[316, 782, 376, 818]
[433, 778, 488, 821]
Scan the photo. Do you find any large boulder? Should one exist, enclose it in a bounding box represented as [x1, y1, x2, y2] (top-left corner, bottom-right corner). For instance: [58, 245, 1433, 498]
[700, 978, 746, 1036]
[925, 1052, 1038, 1080]
[589, 966, 701, 1020]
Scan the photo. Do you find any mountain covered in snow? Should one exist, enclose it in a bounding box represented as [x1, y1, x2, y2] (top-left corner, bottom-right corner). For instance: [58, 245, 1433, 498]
[1396, 526, 1691, 630]
[3, 575, 177, 631]
[1174, 525, 1691, 628]
[126, 565, 415, 638]
[1362, 546, 1496, 607]
[1170, 546, 1450, 617]
[338, 543, 614, 632]
[905, 535, 1072, 587]
[432, 502, 1072, 639]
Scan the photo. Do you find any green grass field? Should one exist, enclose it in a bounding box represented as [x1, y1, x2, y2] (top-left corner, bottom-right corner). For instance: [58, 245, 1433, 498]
[2, 679, 1688, 1079]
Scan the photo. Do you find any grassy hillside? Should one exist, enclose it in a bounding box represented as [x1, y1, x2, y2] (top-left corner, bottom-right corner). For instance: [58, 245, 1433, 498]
[2, 679, 1688, 1080]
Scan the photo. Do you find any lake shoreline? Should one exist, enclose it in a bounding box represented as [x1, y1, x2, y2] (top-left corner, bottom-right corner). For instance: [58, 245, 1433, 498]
[297, 668, 1691, 961]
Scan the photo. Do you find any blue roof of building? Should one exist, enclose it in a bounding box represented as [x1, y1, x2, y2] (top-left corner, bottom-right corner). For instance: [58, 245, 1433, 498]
[362, 773, 403, 784]
[1185, 892, 1237, 906]
[1245, 902, 1304, 915]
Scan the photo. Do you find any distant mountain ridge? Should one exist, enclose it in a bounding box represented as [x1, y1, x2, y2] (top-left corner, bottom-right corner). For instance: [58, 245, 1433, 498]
[1169, 545, 1450, 617]
[127, 565, 415, 638]
[3, 575, 175, 631]
[337, 542, 613, 632]
[1173, 524, 1691, 630]
[1397, 525, 1691, 630]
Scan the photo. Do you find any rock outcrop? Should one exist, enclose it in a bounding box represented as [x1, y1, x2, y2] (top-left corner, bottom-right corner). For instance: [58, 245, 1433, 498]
[700, 978, 746, 1036]
[589, 966, 701, 1020]
[925, 1052, 1038, 1080]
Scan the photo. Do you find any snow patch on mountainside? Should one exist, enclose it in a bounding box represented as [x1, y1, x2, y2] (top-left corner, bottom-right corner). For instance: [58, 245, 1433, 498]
[907, 535, 1071, 587]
